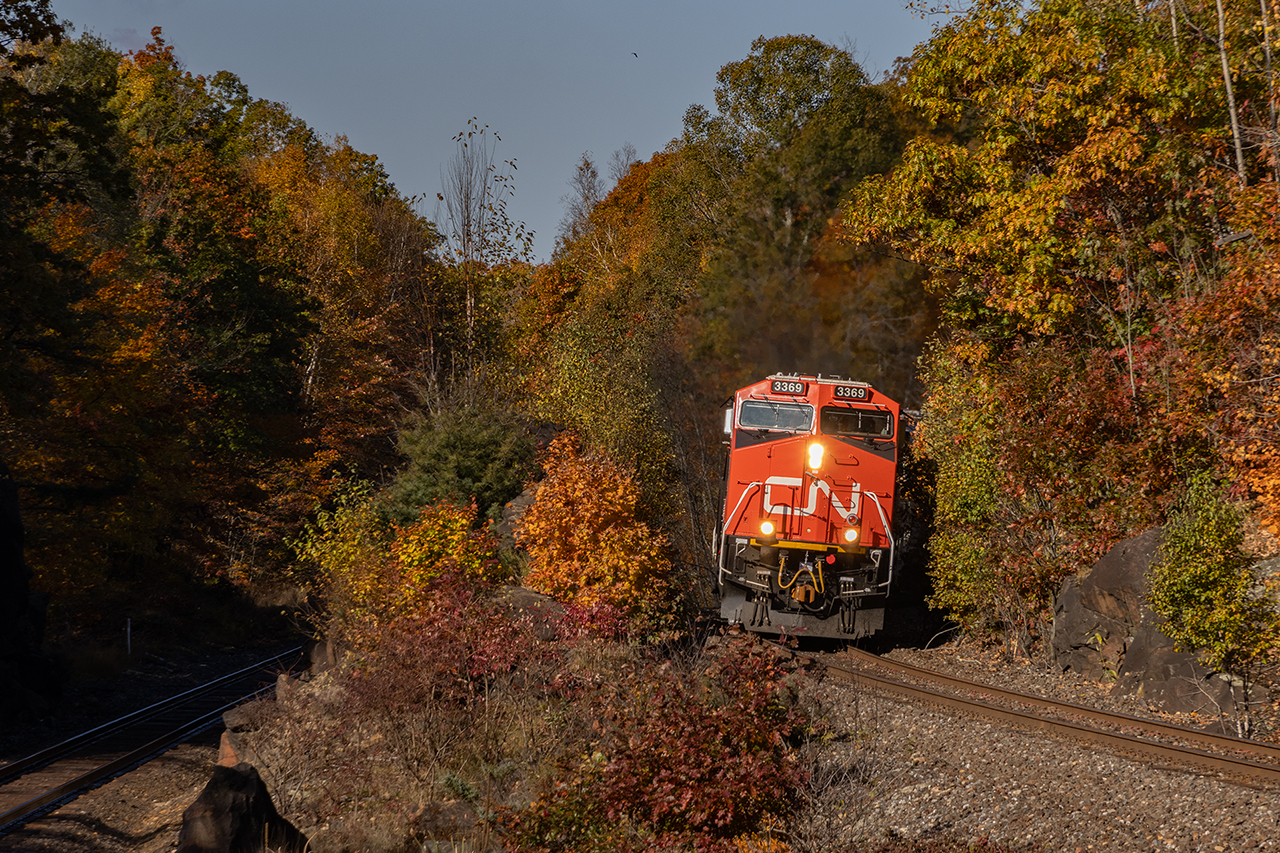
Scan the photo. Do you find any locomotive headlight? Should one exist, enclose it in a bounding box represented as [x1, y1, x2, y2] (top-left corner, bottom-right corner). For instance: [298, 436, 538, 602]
[843, 527, 859, 544]
[807, 442, 824, 470]
[759, 520, 775, 536]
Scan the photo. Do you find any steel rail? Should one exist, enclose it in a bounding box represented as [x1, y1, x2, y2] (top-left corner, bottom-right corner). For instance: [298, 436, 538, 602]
[792, 644, 1280, 785]
[0, 646, 303, 786]
[0, 646, 304, 835]
[837, 645, 1280, 763]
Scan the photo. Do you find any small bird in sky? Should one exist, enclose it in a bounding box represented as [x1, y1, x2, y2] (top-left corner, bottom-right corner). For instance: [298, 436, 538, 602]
[632, 52, 638, 58]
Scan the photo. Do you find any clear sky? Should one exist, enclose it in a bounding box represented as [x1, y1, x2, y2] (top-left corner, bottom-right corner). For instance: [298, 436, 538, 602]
[50, 0, 944, 261]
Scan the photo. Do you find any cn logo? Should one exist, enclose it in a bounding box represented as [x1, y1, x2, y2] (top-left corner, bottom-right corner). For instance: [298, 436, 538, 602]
[763, 476, 858, 519]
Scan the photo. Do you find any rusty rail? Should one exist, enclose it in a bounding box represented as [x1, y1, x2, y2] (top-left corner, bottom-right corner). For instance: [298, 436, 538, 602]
[785, 643, 1280, 786]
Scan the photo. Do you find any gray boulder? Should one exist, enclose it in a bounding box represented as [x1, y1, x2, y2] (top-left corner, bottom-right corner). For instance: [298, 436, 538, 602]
[1052, 528, 1236, 715]
[1052, 529, 1161, 680]
[1112, 618, 1236, 714]
[495, 485, 537, 551]
[176, 763, 307, 853]
[498, 585, 566, 641]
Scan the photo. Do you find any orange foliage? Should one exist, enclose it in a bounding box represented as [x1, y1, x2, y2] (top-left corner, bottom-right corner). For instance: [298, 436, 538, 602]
[1193, 186, 1280, 535]
[515, 434, 672, 615]
[584, 154, 667, 274]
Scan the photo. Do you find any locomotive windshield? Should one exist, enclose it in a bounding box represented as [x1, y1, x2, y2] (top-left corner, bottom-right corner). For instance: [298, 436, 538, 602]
[739, 400, 813, 432]
[820, 406, 893, 439]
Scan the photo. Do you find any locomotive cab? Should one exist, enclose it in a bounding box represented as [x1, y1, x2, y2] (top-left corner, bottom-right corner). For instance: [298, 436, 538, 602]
[715, 374, 901, 639]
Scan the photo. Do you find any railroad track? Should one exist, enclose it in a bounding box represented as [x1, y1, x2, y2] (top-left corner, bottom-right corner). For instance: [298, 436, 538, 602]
[0, 646, 305, 835]
[781, 642, 1280, 787]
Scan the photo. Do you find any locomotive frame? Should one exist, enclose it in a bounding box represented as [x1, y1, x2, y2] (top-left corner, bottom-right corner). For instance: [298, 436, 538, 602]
[715, 373, 901, 639]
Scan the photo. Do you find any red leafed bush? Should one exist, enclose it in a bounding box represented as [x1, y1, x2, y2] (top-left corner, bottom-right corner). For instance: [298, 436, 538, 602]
[337, 564, 555, 806]
[554, 599, 631, 641]
[347, 565, 539, 712]
[505, 636, 812, 852]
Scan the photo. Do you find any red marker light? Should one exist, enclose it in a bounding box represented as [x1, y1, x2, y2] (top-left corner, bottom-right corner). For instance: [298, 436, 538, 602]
[825, 554, 836, 565]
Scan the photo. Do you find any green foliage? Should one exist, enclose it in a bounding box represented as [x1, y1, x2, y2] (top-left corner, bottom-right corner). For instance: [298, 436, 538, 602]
[915, 338, 1002, 631]
[386, 407, 536, 525]
[1147, 472, 1279, 674]
[680, 35, 931, 401]
[712, 34, 874, 155]
[532, 301, 674, 504]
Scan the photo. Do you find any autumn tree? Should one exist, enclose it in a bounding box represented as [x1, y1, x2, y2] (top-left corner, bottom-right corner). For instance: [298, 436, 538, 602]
[844, 0, 1280, 642]
[515, 434, 674, 625]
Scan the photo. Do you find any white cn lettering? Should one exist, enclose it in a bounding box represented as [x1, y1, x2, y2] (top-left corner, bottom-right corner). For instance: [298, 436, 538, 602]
[763, 476, 859, 519]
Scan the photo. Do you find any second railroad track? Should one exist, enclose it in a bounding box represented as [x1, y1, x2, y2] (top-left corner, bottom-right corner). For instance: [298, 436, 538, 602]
[0, 645, 305, 835]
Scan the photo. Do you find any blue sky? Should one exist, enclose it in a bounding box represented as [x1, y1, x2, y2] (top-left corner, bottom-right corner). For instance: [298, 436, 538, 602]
[51, 0, 944, 261]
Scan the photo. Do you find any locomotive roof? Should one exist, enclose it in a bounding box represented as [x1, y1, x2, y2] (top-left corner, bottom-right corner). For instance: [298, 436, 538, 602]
[763, 373, 873, 387]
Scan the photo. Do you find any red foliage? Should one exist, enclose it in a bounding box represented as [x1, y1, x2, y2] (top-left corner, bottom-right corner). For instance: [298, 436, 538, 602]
[346, 566, 539, 714]
[505, 637, 811, 852]
[554, 600, 632, 642]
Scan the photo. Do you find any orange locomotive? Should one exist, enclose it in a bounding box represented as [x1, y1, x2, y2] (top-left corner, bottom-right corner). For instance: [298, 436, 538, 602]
[716, 373, 900, 639]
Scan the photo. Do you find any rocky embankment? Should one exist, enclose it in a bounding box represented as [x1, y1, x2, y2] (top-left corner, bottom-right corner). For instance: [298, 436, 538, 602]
[3, 636, 1279, 853]
[802, 640, 1280, 852]
[5, 531, 1280, 852]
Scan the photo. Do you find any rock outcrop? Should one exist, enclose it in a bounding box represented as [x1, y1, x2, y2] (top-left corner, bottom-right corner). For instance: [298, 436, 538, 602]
[1052, 528, 1239, 715]
[176, 762, 307, 853]
[498, 585, 566, 640]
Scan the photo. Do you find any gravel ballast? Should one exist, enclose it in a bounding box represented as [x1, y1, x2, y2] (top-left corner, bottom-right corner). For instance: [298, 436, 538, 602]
[803, 686, 1280, 851]
[5, 637, 1280, 852]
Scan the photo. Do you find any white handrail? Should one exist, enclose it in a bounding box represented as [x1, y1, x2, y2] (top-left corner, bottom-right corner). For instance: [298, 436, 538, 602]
[864, 491, 895, 594]
[717, 481, 762, 581]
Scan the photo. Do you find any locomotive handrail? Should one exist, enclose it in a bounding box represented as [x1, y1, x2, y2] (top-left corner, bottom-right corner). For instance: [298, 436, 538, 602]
[864, 491, 895, 594]
[718, 481, 762, 581]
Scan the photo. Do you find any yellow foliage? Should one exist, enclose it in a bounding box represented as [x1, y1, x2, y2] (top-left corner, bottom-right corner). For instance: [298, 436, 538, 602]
[516, 434, 672, 616]
[294, 490, 502, 645]
[733, 834, 792, 853]
[392, 501, 507, 589]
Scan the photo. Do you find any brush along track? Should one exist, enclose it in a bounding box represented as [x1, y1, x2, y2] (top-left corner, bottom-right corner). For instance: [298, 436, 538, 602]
[784, 643, 1280, 787]
[0, 646, 304, 835]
